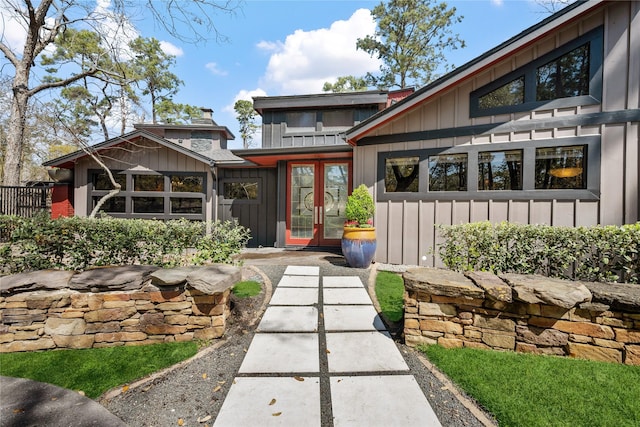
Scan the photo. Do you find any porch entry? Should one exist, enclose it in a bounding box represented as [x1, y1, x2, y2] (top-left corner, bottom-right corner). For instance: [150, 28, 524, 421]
[286, 161, 352, 246]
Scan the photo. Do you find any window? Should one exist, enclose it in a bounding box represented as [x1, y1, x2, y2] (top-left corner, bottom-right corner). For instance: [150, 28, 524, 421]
[89, 170, 206, 220]
[428, 153, 467, 191]
[134, 174, 163, 191]
[171, 175, 204, 192]
[323, 110, 354, 128]
[223, 181, 259, 200]
[478, 77, 524, 110]
[377, 136, 599, 202]
[536, 44, 589, 101]
[470, 26, 602, 117]
[385, 157, 419, 192]
[93, 172, 126, 191]
[478, 150, 522, 190]
[286, 112, 315, 130]
[535, 145, 585, 189]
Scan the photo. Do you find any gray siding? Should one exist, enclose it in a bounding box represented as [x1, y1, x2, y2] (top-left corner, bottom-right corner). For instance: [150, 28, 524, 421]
[217, 168, 277, 247]
[354, 1, 639, 266]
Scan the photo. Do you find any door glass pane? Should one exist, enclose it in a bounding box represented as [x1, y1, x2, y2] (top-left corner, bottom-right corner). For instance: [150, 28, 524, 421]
[291, 165, 315, 239]
[323, 163, 349, 240]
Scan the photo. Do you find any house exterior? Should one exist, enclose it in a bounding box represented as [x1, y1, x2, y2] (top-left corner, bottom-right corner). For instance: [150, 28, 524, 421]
[44, 0, 638, 266]
[345, 0, 639, 266]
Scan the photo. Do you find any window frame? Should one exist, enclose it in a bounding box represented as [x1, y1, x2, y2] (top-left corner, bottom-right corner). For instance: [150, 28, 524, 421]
[470, 26, 603, 118]
[377, 136, 600, 202]
[88, 170, 207, 220]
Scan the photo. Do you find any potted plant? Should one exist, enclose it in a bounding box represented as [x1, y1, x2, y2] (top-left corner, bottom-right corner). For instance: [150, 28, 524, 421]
[341, 184, 376, 268]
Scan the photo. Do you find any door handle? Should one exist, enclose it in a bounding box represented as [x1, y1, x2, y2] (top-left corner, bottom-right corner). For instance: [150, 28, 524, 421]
[319, 206, 323, 225]
[314, 206, 318, 225]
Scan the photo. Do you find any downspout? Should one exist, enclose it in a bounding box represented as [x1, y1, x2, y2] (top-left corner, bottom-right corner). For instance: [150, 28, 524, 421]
[209, 162, 217, 236]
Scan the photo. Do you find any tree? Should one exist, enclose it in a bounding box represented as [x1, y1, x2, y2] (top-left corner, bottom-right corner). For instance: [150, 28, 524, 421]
[322, 76, 369, 93]
[0, 0, 240, 186]
[128, 36, 183, 124]
[234, 100, 259, 149]
[155, 100, 202, 124]
[356, 0, 465, 89]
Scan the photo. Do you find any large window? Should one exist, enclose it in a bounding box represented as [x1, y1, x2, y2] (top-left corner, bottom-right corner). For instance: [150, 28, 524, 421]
[223, 181, 259, 200]
[470, 26, 602, 117]
[286, 112, 316, 130]
[377, 136, 599, 201]
[89, 171, 206, 220]
[478, 150, 522, 190]
[428, 154, 467, 192]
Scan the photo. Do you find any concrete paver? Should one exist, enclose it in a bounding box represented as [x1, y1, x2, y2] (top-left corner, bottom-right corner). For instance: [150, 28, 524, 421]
[277, 275, 320, 288]
[322, 276, 364, 288]
[238, 333, 319, 373]
[258, 306, 318, 332]
[214, 377, 321, 427]
[323, 305, 385, 331]
[284, 265, 320, 276]
[325, 331, 410, 373]
[323, 287, 373, 305]
[330, 375, 442, 427]
[270, 287, 318, 305]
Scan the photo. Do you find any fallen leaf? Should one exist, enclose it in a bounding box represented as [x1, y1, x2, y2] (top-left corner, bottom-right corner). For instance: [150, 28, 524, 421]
[269, 398, 276, 406]
[326, 349, 331, 354]
[217, 381, 226, 385]
[178, 419, 184, 426]
[320, 313, 324, 318]
[142, 386, 152, 392]
[77, 391, 85, 396]
[230, 353, 234, 356]
[233, 379, 237, 384]
[197, 415, 212, 423]
[294, 376, 304, 382]
[213, 385, 222, 392]
[122, 385, 129, 393]
[13, 408, 25, 414]
[51, 397, 57, 401]
[440, 386, 448, 391]
[272, 412, 282, 417]
[202, 373, 207, 379]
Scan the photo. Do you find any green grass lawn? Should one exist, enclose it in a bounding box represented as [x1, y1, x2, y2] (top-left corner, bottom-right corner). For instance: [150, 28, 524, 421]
[421, 344, 640, 427]
[0, 342, 198, 399]
[232, 280, 261, 297]
[374, 270, 405, 322]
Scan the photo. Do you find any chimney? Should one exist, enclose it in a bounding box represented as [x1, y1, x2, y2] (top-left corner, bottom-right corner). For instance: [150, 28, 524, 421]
[201, 108, 213, 120]
[192, 107, 216, 125]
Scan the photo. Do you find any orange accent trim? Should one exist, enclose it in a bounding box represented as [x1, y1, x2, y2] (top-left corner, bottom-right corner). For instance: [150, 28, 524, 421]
[243, 151, 352, 167]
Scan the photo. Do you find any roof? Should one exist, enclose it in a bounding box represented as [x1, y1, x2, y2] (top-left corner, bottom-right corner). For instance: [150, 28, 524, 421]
[253, 90, 390, 115]
[345, 0, 603, 144]
[43, 129, 244, 169]
[133, 122, 235, 140]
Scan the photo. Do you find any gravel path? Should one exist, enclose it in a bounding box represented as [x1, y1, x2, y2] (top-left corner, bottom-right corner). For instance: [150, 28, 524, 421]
[101, 256, 496, 426]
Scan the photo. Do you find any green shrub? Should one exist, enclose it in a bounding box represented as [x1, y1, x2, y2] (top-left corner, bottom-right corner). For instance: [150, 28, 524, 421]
[0, 214, 250, 274]
[437, 221, 639, 283]
[345, 184, 375, 228]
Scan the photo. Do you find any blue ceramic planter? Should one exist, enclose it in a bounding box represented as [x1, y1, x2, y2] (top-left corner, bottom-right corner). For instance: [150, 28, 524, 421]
[341, 227, 376, 268]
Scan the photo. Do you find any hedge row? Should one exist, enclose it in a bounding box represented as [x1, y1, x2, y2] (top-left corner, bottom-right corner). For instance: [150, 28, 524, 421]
[437, 221, 640, 284]
[0, 214, 251, 275]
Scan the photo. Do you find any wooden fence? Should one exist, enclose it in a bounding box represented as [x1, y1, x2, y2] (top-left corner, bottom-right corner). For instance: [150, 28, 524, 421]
[0, 186, 51, 217]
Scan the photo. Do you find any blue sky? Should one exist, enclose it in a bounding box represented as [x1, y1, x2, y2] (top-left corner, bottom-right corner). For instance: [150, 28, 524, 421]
[143, 0, 557, 149]
[1, 0, 562, 150]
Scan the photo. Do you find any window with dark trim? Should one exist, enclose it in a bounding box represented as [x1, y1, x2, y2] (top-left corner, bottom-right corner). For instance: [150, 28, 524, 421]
[223, 181, 259, 200]
[377, 136, 600, 202]
[478, 150, 522, 190]
[88, 170, 206, 220]
[384, 156, 419, 192]
[470, 26, 603, 117]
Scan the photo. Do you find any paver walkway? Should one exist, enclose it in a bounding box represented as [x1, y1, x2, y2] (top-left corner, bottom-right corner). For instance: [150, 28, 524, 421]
[213, 265, 442, 426]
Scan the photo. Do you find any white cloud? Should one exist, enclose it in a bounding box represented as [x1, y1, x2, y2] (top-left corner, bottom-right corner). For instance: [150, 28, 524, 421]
[205, 62, 228, 76]
[222, 88, 268, 113]
[0, 4, 27, 52]
[258, 8, 381, 94]
[491, 0, 504, 6]
[159, 41, 183, 57]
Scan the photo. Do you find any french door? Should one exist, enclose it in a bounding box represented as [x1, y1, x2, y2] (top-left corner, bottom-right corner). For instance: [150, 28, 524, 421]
[286, 161, 351, 246]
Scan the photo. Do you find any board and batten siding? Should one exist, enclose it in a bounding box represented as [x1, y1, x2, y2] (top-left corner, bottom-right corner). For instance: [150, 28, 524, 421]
[354, 1, 639, 266]
[73, 139, 214, 220]
[217, 167, 277, 247]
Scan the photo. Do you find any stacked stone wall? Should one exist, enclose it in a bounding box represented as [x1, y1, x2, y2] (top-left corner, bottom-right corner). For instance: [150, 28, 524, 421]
[403, 269, 640, 366]
[0, 265, 240, 352]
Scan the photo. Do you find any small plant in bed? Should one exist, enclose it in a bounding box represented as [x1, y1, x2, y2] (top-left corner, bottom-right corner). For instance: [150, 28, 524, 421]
[232, 280, 261, 298]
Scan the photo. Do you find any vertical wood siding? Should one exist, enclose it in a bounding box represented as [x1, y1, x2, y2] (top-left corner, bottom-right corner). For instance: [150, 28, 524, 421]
[217, 168, 277, 247]
[355, 2, 639, 266]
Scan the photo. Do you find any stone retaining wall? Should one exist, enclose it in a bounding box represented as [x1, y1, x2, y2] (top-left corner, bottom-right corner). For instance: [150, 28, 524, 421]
[0, 265, 241, 352]
[403, 268, 640, 365]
